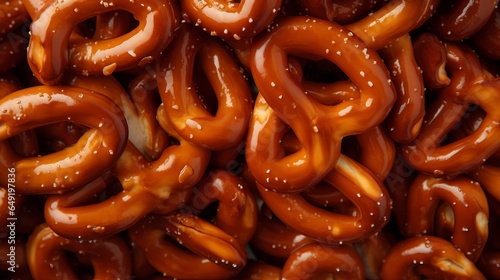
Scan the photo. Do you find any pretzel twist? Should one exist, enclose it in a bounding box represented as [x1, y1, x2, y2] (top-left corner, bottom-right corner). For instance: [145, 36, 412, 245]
[26, 0, 179, 84]
[345, 0, 440, 50]
[428, 0, 499, 41]
[129, 213, 247, 279]
[401, 33, 500, 177]
[281, 242, 365, 280]
[381, 236, 485, 279]
[380, 34, 425, 143]
[404, 173, 489, 262]
[180, 0, 282, 40]
[0, 85, 128, 194]
[156, 23, 252, 151]
[27, 223, 132, 279]
[248, 16, 395, 192]
[257, 153, 390, 244]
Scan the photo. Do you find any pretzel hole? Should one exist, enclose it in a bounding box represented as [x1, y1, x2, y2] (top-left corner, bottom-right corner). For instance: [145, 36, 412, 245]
[192, 65, 218, 115]
[75, 11, 138, 40]
[65, 251, 95, 279]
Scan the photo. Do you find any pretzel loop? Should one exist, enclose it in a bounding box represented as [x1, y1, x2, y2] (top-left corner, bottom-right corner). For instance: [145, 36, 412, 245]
[0, 85, 128, 194]
[257, 154, 390, 244]
[156, 24, 252, 151]
[248, 16, 395, 192]
[27, 223, 132, 279]
[27, 0, 179, 84]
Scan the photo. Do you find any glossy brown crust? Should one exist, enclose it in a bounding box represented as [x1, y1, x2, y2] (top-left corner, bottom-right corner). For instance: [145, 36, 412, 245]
[230, 260, 281, 280]
[27, 0, 179, 84]
[26, 223, 132, 279]
[297, 0, 383, 24]
[157, 23, 253, 151]
[428, 0, 499, 41]
[346, 0, 440, 50]
[381, 34, 425, 143]
[281, 243, 365, 280]
[381, 236, 486, 279]
[248, 16, 395, 192]
[180, 0, 282, 40]
[404, 174, 489, 262]
[129, 213, 246, 279]
[257, 154, 390, 244]
[469, 5, 500, 60]
[401, 38, 500, 178]
[413, 32, 450, 89]
[0, 85, 128, 194]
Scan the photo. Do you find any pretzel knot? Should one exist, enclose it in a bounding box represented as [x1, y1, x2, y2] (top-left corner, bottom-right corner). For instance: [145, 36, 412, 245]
[248, 16, 396, 192]
[381, 236, 486, 279]
[257, 153, 390, 244]
[27, 223, 132, 279]
[0, 85, 128, 194]
[402, 33, 500, 178]
[180, 0, 282, 40]
[129, 213, 247, 279]
[156, 23, 252, 151]
[26, 0, 179, 84]
[404, 173, 489, 262]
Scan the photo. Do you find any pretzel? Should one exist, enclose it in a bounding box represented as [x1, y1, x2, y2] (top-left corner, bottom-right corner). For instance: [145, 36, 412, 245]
[45, 116, 211, 239]
[469, 5, 500, 60]
[257, 152, 390, 244]
[27, 223, 132, 279]
[296, 0, 382, 24]
[231, 260, 281, 280]
[345, 0, 440, 50]
[281, 242, 365, 280]
[427, 0, 499, 41]
[63, 72, 168, 160]
[380, 34, 425, 143]
[156, 23, 252, 151]
[0, 0, 28, 36]
[25, 0, 179, 84]
[182, 169, 258, 245]
[404, 173, 489, 262]
[129, 213, 247, 279]
[401, 33, 500, 178]
[250, 204, 314, 261]
[412, 30, 450, 89]
[0, 85, 128, 194]
[354, 230, 394, 280]
[248, 16, 396, 192]
[180, 0, 282, 40]
[381, 236, 485, 279]
[477, 251, 500, 280]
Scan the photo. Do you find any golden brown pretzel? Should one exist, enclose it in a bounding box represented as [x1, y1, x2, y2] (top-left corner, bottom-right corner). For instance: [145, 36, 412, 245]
[183, 169, 258, 245]
[129, 213, 247, 279]
[248, 16, 395, 192]
[404, 173, 489, 262]
[345, 0, 440, 50]
[401, 33, 500, 177]
[380, 34, 425, 143]
[257, 152, 390, 244]
[281, 242, 365, 280]
[63, 73, 168, 160]
[0, 85, 128, 194]
[428, 0, 499, 41]
[180, 0, 282, 40]
[156, 23, 252, 151]
[381, 236, 485, 279]
[25, 0, 179, 84]
[27, 223, 132, 279]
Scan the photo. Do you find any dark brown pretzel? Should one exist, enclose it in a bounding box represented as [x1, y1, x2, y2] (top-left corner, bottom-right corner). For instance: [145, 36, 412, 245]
[401, 33, 500, 178]
[297, 0, 383, 24]
[0, 238, 31, 279]
[404, 173, 489, 262]
[0, 85, 128, 194]
[27, 223, 132, 279]
[0, 0, 28, 36]
[469, 5, 500, 60]
[381, 236, 485, 279]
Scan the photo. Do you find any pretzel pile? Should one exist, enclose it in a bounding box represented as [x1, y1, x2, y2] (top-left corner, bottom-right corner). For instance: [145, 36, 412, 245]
[0, 0, 499, 279]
